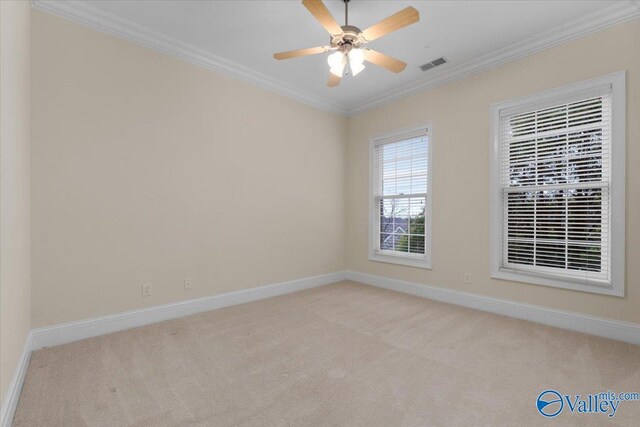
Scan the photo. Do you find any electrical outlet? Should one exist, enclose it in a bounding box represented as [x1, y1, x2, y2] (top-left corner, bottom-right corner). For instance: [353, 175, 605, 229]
[141, 283, 152, 297]
[184, 279, 192, 291]
[464, 273, 471, 284]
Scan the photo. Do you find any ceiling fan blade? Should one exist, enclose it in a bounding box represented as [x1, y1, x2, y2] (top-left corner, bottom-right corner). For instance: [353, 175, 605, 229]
[360, 7, 419, 42]
[274, 46, 330, 60]
[364, 49, 407, 73]
[327, 73, 341, 87]
[302, 0, 343, 36]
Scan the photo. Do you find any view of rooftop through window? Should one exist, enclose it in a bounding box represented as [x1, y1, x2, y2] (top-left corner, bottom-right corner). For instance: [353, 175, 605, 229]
[375, 136, 428, 255]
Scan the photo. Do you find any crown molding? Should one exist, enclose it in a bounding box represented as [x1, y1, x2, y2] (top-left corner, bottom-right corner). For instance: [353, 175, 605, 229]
[347, 0, 640, 115]
[33, 1, 639, 117]
[31, 0, 348, 116]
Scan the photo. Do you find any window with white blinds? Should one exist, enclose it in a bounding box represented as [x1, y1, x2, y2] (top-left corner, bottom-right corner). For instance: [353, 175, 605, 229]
[490, 72, 625, 296]
[370, 126, 431, 269]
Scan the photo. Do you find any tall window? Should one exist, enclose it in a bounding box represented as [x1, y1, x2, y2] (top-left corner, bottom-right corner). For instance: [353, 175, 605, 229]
[370, 126, 432, 269]
[491, 72, 625, 296]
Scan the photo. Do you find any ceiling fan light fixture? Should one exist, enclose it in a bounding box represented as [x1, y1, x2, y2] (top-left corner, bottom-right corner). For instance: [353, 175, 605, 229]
[348, 47, 365, 76]
[330, 64, 345, 77]
[348, 48, 364, 66]
[328, 50, 346, 76]
[350, 60, 365, 76]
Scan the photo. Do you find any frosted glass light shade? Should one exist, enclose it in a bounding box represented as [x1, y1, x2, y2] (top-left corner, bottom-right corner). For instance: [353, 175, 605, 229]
[348, 48, 365, 66]
[328, 51, 345, 76]
[350, 61, 365, 76]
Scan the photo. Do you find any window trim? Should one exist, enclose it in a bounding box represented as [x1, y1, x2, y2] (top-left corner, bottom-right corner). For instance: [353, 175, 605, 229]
[369, 124, 433, 269]
[490, 71, 625, 297]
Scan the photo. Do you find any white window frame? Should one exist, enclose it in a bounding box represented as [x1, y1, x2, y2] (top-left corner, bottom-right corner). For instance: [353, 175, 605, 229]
[369, 124, 433, 269]
[490, 71, 625, 296]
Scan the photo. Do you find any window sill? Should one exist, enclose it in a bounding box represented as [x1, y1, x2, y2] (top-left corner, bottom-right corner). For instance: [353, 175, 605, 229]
[369, 252, 432, 270]
[491, 269, 623, 297]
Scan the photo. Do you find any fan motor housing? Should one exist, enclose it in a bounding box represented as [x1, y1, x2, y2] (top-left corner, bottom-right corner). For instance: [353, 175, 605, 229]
[331, 25, 364, 49]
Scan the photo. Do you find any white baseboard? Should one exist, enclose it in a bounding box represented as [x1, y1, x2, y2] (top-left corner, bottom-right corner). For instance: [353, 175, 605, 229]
[1, 332, 33, 427]
[30, 270, 640, 351]
[345, 271, 640, 346]
[4, 270, 638, 427]
[31, 272, 345, 350]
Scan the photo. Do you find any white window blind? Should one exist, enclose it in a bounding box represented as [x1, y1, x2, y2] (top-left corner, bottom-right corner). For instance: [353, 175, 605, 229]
[372, 130, 429, 264]
[499, 90, 611, 285]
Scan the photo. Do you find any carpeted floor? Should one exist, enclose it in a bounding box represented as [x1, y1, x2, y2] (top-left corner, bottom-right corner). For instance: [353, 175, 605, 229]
[13, 281, 640, 426]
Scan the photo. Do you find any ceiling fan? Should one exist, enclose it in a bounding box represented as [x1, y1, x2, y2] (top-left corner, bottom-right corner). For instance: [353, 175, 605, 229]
[274, 0, 420, 87]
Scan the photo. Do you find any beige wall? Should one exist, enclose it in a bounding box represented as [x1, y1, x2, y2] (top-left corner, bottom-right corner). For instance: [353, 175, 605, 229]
[30, 9, 640, 330]
[0, 0, 31, 407]
[347, 19, 640, 324]
[31, 10, 346, 328]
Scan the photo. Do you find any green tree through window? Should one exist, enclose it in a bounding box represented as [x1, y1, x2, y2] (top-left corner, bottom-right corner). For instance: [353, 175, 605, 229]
[395, 207, 425, 253]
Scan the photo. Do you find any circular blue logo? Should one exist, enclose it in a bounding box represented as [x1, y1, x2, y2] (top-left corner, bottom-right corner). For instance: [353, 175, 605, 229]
[537, 390, 564, 417]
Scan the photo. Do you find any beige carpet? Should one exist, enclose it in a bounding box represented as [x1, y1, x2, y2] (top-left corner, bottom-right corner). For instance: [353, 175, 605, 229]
[13, 281, 640, 426]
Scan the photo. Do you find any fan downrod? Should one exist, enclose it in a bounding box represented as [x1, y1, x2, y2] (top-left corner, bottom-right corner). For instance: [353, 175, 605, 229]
[331, 0, 362, 49]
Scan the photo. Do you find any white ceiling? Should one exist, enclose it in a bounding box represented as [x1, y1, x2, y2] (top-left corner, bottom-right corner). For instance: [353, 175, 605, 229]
[35, 1, 639, 114]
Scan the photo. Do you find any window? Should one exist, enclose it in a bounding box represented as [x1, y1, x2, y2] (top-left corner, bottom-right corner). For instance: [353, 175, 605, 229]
[369, 125, 432, 269]
[490, 72, 625, 296]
